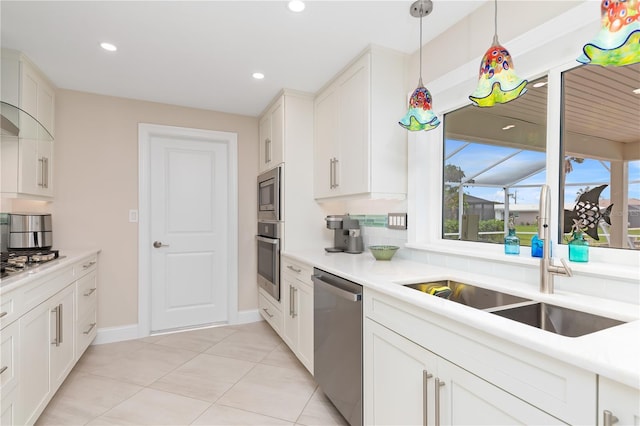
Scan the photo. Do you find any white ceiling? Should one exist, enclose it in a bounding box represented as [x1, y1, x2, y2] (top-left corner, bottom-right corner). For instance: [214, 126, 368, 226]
[0, 1, 487, 117]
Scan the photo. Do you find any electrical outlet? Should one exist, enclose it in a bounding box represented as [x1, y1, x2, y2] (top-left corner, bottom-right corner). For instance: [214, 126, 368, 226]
[387, 213, 407, 230]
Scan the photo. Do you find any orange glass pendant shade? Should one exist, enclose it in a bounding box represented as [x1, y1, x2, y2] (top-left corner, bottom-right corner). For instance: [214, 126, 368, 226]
[577, 0, 640, 66]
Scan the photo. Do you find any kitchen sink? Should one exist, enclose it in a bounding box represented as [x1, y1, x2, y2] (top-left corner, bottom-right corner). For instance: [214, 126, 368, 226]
[402, 280, 531, 310]
[491, 302, 625, 337]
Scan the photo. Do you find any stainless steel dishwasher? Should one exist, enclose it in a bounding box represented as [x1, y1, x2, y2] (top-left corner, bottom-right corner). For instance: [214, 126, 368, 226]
[312, 268, 362, 426]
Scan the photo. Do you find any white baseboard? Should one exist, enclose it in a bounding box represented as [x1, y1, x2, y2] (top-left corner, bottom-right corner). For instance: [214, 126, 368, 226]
[235, 309, 262, 324]
[94, 324, 140, 345]
[93, 311, 261, 345]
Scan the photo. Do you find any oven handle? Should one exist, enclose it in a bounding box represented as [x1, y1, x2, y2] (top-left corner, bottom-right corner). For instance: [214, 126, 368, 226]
[312, 275, 362, 302]
[256, 235, 279, 245]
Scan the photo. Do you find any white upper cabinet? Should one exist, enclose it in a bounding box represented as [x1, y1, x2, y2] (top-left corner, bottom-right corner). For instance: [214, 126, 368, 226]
[1, 49, 56, 200]
[313, 46, 407, 200]
[258, 96, 284, 173]
[1, 49, 55, 138]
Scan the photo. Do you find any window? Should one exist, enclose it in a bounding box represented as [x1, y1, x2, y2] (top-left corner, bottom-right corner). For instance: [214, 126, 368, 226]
[442, 77, 548, 247]
[561, 64, 640, 250]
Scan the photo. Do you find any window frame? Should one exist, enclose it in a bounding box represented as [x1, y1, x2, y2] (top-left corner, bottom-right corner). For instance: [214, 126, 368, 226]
[407, 2, 638, 271]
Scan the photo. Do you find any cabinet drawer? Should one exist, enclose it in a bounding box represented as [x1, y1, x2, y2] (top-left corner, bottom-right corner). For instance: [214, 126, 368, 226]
[21, 265, 75, 315]
[76, 270, 97, 320]
[258, 290, 283, 338]
[76, 308, 97, 357]
[0, 321, 19, 396]
[74, 255, 97, 279]
[365, 289, 595, 425]
[0, 289, 21, 330]
[282, 257, 313, 286]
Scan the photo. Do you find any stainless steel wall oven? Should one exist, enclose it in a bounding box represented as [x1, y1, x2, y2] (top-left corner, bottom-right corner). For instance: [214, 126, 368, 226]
[257, 220, 281, 301]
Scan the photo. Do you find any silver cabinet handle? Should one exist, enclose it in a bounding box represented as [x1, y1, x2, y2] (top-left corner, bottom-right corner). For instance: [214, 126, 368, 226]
[153, 241, 169, 248]
[84, 288, 97, 297]
[0, 311, 7, 318]
[329, 158, 334, 188]
[83, 322, 97, 335]
[289, 285, 294, 317]
[83, 261, 96, 269]
[262, 307, 274, 318]
[292, 287, 298, 318]
[44, 157, 49, 188]
[51, 303, 62, 346]
[333, 158, 339, 188]
[423, 370, 432, 426]
[0, 366, 7, 375]
[435, 378, 445, 426]
[287, 265, 302, 273]
[267, 138, 272, 163]
[603, 410, 619, 426]
[38, 157, 45, 187]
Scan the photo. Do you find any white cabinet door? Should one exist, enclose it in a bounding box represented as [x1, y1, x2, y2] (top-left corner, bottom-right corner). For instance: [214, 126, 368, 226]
[19, 58, 55, 138]
[294, 280, 313, 372]
[365, 318, 436, 426]
[258, 97, 284, 173]
[365, 318, 564, 426]
[438, 358, 564, 425]
[258, 112, 271, 173]
[282, 274, 298, 351]
[18, 299, 52, 425]
[18, 284, 75, 425]
[336, 54, 369, 196]
[598, 377, 640, 426]
[49, 285, 75, 390]
[0, 321, 20, 397]
[313, 87, 339, 198]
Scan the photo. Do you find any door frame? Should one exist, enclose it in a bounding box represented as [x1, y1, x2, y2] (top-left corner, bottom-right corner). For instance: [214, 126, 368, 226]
[137, 123, 239, 337]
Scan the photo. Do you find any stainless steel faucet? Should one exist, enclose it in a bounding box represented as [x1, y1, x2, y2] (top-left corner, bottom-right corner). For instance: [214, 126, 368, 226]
[538, 184, 572, 293]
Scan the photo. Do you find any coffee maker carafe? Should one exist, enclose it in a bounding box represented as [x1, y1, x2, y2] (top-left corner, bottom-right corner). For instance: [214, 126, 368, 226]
[325, 214, 363, 254]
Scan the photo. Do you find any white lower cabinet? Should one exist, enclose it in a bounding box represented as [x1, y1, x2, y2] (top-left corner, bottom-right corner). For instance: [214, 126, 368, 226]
[0, 253, 99, 426]
[258, 288, 283, 337]
[598, 377, 640, 425]
[365, 319, 563, 425]
[18, 284, 75, 425]
[281, 257, 313, 374]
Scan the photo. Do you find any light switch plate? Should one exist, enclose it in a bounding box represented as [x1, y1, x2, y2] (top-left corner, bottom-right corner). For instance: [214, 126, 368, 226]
[387, 213, 407, 230]
[129, 209, 138, 223]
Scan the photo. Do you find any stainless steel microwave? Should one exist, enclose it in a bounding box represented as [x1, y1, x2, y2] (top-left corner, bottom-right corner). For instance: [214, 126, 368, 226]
[257, 166, 281, 221]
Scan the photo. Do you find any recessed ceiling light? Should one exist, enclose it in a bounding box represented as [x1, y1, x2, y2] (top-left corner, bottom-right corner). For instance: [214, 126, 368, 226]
[252, 72, 265, 80]
[288, 0, 305, 12]
[100, 42, 117, 52]
[533, 81, 547, 88]
[502, 124, 516, 130]
[633, 88, 640, 94]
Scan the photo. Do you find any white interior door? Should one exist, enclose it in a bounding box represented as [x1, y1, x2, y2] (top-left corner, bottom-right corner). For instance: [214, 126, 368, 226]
[148, 131, 229, 332]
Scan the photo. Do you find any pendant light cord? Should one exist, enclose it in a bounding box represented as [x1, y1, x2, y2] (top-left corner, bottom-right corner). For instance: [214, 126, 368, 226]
[493, 0, 499, 45]
[419, 2, 423, 86]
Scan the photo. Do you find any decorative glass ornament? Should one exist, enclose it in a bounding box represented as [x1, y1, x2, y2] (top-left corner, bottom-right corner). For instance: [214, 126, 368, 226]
[577, 0, 640, 66]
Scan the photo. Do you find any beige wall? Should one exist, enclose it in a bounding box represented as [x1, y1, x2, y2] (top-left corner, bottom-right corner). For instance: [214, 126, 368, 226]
[52, 89, 258, 329]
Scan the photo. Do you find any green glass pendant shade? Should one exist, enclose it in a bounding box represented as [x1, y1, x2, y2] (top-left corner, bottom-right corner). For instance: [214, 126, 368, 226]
[469, 43, 528, 107]
[399, 83, 440, 131]
[577, 0, 640, 66]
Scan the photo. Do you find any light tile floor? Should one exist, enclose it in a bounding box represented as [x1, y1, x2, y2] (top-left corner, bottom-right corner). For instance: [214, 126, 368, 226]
[36, 321, 348, 426]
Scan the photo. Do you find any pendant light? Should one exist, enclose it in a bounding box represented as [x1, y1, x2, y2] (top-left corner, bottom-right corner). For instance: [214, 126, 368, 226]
[577, 0, 639, 66]
[399, 0, 440, 132]
[469, 0, 527, 107]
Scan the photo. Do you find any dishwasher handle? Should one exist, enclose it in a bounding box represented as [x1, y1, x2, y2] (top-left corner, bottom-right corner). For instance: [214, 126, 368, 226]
[312, 274, 362, 302]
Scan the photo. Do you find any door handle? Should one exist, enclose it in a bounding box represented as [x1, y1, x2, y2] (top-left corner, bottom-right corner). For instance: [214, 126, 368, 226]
[423, 370, 432, 426]
[153, 241, 170, 248]
[435, 377, 445, 426]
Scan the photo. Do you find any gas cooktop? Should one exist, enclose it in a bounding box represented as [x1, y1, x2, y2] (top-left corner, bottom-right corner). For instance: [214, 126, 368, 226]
[0, 249, 61, 280]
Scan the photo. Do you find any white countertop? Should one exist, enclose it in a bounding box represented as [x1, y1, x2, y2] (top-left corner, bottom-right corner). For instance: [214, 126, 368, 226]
[284, 248, 640, 390]
[0, 248, 100, 293]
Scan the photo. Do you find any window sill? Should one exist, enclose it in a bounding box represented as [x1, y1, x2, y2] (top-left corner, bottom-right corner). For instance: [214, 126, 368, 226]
[405, 242, 639, 282]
